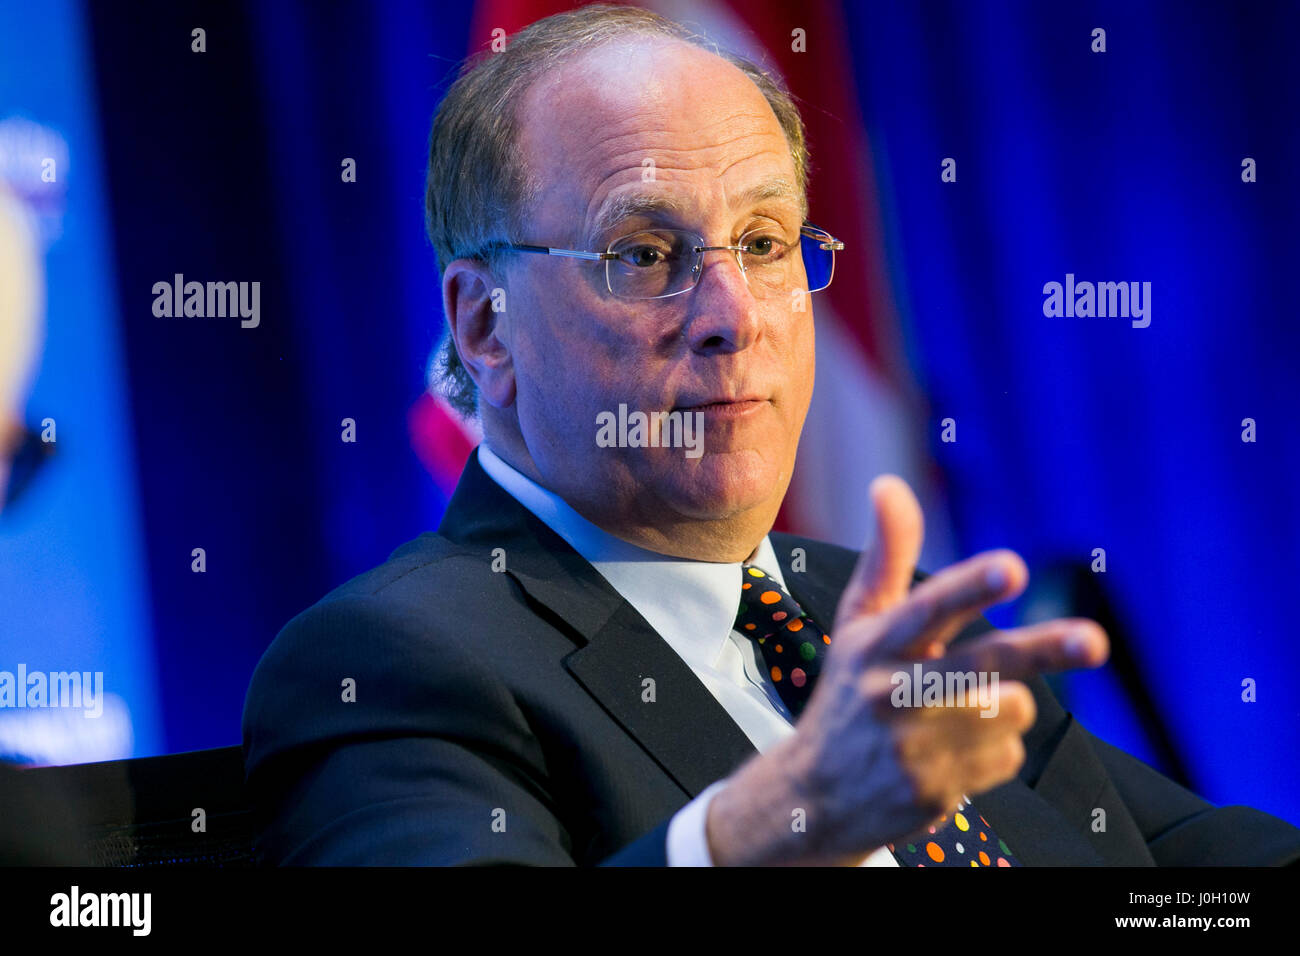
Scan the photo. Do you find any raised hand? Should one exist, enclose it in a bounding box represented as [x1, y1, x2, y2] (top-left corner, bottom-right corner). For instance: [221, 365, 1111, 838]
[706, 475, 1109, 866]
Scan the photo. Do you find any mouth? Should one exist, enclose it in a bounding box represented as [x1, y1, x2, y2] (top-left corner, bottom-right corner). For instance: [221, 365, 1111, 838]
[674, 397, 769, 418]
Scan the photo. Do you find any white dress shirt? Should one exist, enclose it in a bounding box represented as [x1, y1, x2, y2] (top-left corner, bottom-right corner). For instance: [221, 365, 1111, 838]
[476, 444, 897, 867]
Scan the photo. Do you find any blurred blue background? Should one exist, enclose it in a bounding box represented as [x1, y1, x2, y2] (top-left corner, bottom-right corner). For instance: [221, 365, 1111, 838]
[0, 0, 1295, 827]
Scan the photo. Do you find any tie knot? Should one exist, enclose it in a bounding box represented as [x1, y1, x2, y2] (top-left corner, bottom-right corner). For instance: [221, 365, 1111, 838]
[736, 564, 807, 639]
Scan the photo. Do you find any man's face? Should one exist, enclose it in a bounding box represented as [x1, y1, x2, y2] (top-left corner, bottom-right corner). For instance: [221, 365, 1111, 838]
[496, 39, 815, 549]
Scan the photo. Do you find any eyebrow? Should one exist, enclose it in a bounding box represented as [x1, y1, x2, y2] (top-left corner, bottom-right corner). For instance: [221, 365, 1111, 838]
[735, 178, 804, 213]
[586, 193, 690, 245]
[586, 177, 805, 245]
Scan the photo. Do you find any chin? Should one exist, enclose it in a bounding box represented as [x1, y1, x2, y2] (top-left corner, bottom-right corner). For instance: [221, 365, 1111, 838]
[652, 447, 785, 520]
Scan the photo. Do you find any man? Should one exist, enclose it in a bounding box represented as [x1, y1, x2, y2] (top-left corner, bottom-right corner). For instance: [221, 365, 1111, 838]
[241, 5, 1300, 866]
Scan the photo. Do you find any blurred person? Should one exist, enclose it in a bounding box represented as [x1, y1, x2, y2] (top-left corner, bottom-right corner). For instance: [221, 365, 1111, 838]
[0, 180, 87, 865]
[0, 181, 47, 508]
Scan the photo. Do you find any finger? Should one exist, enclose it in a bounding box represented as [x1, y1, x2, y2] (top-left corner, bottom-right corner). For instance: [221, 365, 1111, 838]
[853, 548, 1028, 663]
[878, 679, 1037, 747]
[889, 690, 1034, 819]
[892, 549, 1031, 659]
[905, 728, 1027, 819]
[835, 475, 924, 621]
[926, 618, 1110, 685]
[956, 729, 1026, 796]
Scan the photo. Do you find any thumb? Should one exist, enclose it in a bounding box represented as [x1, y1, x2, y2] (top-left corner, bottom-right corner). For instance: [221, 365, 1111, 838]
[836, 474, 924, 623]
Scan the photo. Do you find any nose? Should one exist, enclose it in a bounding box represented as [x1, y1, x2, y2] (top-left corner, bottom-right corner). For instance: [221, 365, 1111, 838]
[681, 247, 761, 354]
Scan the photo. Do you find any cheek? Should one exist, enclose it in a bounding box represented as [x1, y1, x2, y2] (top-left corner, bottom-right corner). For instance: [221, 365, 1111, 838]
[522, 294, 651, 396]
[799, 316, 816, 393]
[512, 295, 627, 436]
[782, 315, 817, 432]
[773, 305, 815, 386]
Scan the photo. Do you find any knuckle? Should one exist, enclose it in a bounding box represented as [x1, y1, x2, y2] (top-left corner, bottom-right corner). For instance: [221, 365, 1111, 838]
[972, 643, 999, 675]
[1002, 682, 1036, 727]
[858, 668, 898, 716]
[903, 591, 941, 634]
[891, 719, 929, 765]
[1002, 733, 1026, 772]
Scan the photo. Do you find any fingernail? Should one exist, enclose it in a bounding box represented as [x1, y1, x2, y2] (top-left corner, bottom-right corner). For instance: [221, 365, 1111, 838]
[1067, 629, 1094, 661]
[985, 564, 1007, 591]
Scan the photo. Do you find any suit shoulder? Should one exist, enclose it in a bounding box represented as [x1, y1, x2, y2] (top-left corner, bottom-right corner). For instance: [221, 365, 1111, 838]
[308, 531, 480, 603]
[241, 533, 526, 765]
[247, 530, 519, 680]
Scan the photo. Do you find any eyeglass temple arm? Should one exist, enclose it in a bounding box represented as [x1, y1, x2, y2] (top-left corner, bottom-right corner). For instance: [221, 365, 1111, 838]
[497, 243, 615, 261]
[801, 221, 845, 252]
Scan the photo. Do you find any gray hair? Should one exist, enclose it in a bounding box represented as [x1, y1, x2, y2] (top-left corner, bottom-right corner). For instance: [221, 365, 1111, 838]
[424, 3, 809, 417]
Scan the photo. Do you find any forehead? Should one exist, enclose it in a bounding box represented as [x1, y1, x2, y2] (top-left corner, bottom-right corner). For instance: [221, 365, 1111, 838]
[516, 37, 800, 238]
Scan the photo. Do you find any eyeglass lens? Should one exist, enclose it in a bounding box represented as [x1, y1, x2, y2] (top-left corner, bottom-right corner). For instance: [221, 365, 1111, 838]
[604, 229, 835, 300]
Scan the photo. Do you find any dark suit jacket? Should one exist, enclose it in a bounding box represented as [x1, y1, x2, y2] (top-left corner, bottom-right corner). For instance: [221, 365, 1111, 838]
[241, 450, 1300, 866]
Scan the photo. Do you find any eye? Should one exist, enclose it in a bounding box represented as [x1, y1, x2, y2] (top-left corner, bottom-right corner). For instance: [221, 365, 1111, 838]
[610, 231, 684, 268]
[624, 245, 666, 268]
[742, 232, 789, 259]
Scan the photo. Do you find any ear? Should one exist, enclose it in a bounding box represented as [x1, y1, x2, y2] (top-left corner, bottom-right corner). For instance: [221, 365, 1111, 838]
[442, 258, 515, 409]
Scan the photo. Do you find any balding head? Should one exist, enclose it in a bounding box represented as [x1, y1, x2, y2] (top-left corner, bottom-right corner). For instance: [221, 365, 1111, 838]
[424, 4, 808, 418]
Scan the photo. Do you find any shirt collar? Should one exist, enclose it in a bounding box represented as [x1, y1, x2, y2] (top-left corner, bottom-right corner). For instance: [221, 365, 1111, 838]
[475, 443, 789, 670]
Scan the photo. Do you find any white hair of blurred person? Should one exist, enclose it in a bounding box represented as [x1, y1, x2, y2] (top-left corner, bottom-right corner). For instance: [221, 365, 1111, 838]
[0, 182, 45, 504]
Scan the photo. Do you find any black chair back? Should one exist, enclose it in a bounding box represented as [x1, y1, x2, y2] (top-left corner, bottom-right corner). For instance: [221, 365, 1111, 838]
[16, 745, 254, 866]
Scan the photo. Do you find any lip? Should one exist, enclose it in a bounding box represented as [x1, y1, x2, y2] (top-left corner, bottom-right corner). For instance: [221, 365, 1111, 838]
[674, 398, 768, 417]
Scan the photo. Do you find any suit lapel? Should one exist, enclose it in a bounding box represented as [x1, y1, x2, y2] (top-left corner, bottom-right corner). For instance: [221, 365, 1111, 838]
[439, 449, 760, 798]
[564, 603, 761, 797]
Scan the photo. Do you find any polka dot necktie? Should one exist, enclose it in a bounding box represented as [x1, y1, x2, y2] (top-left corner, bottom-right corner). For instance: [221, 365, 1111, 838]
[735, 564, 1020, 867]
